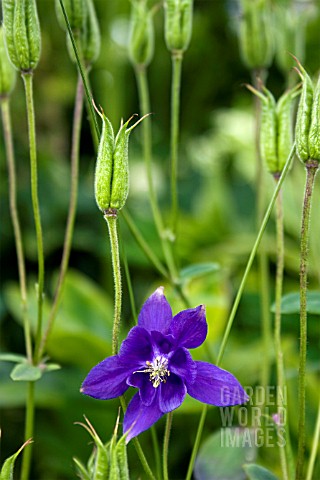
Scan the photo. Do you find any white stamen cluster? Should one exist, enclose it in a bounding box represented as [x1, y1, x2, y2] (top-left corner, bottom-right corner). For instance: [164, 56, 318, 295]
[134, 355, 170, 388]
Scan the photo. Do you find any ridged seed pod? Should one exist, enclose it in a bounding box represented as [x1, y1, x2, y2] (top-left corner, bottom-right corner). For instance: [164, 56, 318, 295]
[55, 0, 87, 32]
[128, 0, 154, 67]
[276, 85, 300, 171]
[94, 107, 147, 215]
[239, 0, 274, 70]
[164, 0, 193, 53]
[82, 0, 101, 65]
[2, 0, 41, 71]
[247, 83, 300, 173]
[308, 75, 320, 161]
[295, 62, 314, 162]
[0, 26, 16, 97]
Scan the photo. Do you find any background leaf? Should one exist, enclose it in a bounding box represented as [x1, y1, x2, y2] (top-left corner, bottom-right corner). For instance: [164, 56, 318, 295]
[194, 428, 257, 480]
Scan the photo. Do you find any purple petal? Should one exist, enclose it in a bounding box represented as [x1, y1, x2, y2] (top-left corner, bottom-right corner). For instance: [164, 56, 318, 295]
[118, 326, 153, 367]
[127, 372, 157, 406]
[138, 287, 172, 334]
[170, 305, 207, 349]
[159, 374, 186, 413]
[151, 331, 175, 355]
[81, 356, 130, 400]
[123, 392, 163, 443]
[169, 347, 196, 384]
[186, 361, 249, 406]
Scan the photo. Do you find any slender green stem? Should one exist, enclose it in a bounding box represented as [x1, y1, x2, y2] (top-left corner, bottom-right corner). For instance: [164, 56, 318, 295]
[273, 179, 289, 480]
[121, 210, 170, 279]
[185, 144, 296, 479]
[296, 160, 319, 480]
[20, 382, 35, 480]
[216, 144, 295, 366]
[121, 243, 137, 324]
[306, 397, 320, 480]
[253, 71, 272, 392]
[151, 426, 162, 480]
[134, 65, 178, 282]
[170, 51, 183, 236]
[38, 75, 84, 359]
[22, 73, 44, 365]
[105, 215, 122, 355]
[134, 65, 162, 236]
[133, 437, 157, 480]
[59, 0, 99, 148]
[119, 397, 156, 480]
[1, 97, 32, 362]
[163, 412, 173, 480]
[185, 405, 207, 480]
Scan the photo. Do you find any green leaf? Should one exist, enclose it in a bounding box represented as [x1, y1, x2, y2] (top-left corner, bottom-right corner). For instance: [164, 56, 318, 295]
[0, 439, 32, 480]
[270, 291, 320, 315]
[180, 263, 220, 282]
[0, 353, 26, 363]
[194, 428, 257, 480]
[243, 464, 279, 480]
[4, 270, 114, 369]
[10, 363, 43, 382]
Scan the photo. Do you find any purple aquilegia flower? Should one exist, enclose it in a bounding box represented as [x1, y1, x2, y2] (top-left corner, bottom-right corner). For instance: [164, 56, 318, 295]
[81, 287, 248, 442]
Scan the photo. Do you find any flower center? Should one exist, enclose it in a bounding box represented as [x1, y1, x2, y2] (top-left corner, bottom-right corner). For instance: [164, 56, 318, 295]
[134, 355, 170, 388]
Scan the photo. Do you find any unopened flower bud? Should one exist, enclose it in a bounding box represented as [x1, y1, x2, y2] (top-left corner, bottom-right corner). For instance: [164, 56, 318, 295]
[94, 104, 148, 216]
[55, 0, 87, 32]
[239, 0, 274, 70]
[164, 0, 193, 53]
[295, 61, 320, 163]
[0, 26, 16, 97]
[247, 83, 300, 173]
[129, 0, 154, 67]
[2, 0, 41, 72]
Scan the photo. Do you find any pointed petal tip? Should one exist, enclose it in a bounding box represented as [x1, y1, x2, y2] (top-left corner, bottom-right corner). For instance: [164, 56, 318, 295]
[155, 286, 165, 295]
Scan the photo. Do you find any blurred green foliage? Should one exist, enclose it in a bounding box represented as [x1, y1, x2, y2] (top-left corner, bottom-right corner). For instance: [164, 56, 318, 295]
[0, 0, 319, 479]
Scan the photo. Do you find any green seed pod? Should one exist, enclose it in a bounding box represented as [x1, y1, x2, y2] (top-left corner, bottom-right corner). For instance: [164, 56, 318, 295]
[276, 84, 300, 171]
[128, 0, 154, 67]
[82, 0, 101, 65]
[239, 0, 274, 70]
[164, 0, 193, 53]
[308, 75, 320, 161]
[95, 111, 115, 213]
[295, 63, 314, 163]
[94, 106, 148, 215]
[55, 0, 87, 32]
[115, 435, 129, 480]
[0, 26, 16, 97]
[247, 83, 299, 173]
[2, 0, 41, 71]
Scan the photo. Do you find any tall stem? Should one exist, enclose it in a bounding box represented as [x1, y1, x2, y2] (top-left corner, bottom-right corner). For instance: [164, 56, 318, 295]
[252, 70, 272, 391]
[296, 160, 319, 480]
[185, 145, 296, 479]
[273, 179, 289, 480]
[170, 51, 183, 237]
[163, 412, 173, 480]
[134, 65, 179, 282]
[22, 73, 44, 365]
[1, 97, 32, 361]
[38, 75, 84, 359]
[105, 215, 122, 355]
[20, 382, 35, 480]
